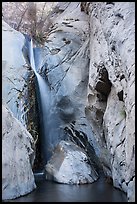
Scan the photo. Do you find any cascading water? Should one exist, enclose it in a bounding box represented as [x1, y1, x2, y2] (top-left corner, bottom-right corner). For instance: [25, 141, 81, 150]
[22, 35, 66, 166]
[28, 38, 51, 164]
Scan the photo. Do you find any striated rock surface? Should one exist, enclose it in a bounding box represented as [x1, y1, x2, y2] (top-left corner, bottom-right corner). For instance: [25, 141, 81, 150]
[2, 104, 36, 200]
[2, 2, 135, 202]
[2, 20, 39, 140]
[2, 20, 27, 126]
[2, 20, 39, 170]
[36, 2, 101, 170]
[45, 140, 98, 184]
[85, 2, 135, 201]
[40, 2, 134, 201]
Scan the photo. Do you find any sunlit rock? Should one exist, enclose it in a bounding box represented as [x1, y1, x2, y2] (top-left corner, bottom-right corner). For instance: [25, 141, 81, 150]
[2, 20, 39, 169]
[86, 2, 135, 202]
[2, 104, 36, 200]
[45, 140, 98, 184]
[2, 20, 27, 126]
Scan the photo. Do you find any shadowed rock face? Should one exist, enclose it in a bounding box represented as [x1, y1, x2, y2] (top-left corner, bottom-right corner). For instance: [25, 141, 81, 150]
[45, 140, 98, 184]
[95, 66, 112, 99]
[57, 96, 75, 123]
[2, 104, 36, 200]
[35, 2, 98, 167]
[35, 2, 109, 179]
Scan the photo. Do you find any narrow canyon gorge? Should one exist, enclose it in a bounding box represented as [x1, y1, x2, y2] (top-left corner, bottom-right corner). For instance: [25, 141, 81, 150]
[2, 2, 135, 202]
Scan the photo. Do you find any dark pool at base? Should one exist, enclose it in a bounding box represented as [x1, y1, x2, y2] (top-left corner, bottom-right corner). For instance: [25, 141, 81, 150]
[6, 176, 127, 202]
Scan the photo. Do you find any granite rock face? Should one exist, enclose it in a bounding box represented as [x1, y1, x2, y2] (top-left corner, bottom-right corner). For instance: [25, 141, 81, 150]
[45, 140, 98, 184]
[42, 2, 135, 201]
[2, 104, 36, 200]
[2, 20, 27, 126]
[2, 18, 40, 167]
[85, 2, 135, 201]
[2, 20, 39, 140]
[36, 2, 100, 169]
[2, 21, 37, 200]
[36, 3, 134, 200]
[2, 2, 135, 202]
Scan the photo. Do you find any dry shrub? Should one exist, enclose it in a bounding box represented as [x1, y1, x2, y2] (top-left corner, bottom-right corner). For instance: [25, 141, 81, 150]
[2, 2, 57, 44]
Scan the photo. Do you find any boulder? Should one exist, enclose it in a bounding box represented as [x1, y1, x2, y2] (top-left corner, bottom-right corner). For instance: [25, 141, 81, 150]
[45, 140, 98, 184]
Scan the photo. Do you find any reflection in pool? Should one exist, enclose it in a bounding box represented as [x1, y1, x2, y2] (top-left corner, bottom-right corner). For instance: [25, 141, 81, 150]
[7, 174, 127, 202]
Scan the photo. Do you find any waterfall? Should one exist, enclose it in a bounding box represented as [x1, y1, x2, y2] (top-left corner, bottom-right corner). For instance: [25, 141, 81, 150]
[29, 39, 51, 164]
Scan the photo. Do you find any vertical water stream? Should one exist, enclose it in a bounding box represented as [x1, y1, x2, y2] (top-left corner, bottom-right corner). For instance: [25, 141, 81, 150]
[29, 39, 51, 164]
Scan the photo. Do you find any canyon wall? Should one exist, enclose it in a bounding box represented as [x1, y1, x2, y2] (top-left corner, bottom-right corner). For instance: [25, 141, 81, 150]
[41, 2, 135, 201]
[83, 2, 135, 201]
[2, 104, 36, 200]
[2, 2, 135, 202]
[2, 21, 36, 200]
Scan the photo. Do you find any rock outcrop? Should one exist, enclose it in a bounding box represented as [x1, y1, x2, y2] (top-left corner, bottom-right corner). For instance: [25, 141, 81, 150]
[85, 2, 135, 201]
[2, 104, 36, 200]
[2, 2, 135, 202]
[45, 140, 98, 184]
[2, 20, 39, 141]
[36, 2, 99, 168]
[41, 2, 135, 201]
[2, 21, 38, 200]
[2, 20, 27, 125]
